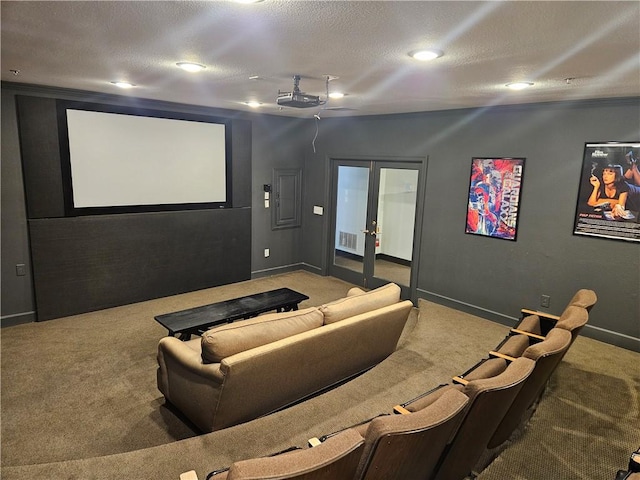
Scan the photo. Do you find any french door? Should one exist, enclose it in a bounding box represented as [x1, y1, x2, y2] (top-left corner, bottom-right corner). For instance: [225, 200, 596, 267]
[328, 158, 424, 300]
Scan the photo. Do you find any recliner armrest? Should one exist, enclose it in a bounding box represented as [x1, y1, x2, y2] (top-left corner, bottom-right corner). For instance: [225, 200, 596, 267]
[398, 383, 449, 409]
[393, 405, 411, 415]
[521, 308, 561, 321]
[180, 471, 199, 480]
[452, 376, 469, 386]
[510, 328, 546, 340]
[489, 350, 516, 362]
[308, 437, 322, 447]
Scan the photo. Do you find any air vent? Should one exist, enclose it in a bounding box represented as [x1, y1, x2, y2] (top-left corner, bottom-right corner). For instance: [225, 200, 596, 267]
[339, 231, 357, 249]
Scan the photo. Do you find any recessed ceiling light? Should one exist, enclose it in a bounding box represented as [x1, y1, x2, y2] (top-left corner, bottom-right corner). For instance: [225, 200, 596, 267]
[409, 49, 443, 61]
[245, 101, 262, 108]
[110, 81, 135, 89]
[506, 82, 534, 90]
[329, 92, 345, 99]
[176, 62, 206, 72]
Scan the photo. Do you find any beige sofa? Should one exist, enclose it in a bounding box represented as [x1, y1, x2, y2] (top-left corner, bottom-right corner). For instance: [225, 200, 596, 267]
[157, 283, 412, 433]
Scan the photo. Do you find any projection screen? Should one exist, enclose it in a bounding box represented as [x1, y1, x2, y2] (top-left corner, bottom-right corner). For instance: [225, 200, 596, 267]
[59, 103, 231, 214]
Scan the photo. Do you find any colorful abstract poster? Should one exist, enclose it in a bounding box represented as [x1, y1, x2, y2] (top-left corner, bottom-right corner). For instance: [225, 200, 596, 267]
[573, 142, 640, 243]
[465, 157, 525, 241]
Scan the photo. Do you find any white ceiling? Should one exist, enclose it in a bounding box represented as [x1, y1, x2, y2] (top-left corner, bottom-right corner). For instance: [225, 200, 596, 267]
[2, 1, 639, 118]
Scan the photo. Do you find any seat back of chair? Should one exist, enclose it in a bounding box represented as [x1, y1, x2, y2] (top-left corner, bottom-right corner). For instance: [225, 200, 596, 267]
[432, 357, 535, 480]
[357, 389, 469, 480]
[226, 428, 364, 480]
[569, 289, 597, 312]
[487, 328, 572, 449]
[555, 305, 589, 344]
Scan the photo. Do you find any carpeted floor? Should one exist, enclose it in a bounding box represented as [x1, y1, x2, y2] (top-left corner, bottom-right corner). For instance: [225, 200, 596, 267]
[478, 334, 640, 480]
[1, 271, 638, 479]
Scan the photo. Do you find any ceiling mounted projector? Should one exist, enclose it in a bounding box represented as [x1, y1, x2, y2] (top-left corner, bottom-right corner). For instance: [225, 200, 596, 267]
[277, 75, 321, 108]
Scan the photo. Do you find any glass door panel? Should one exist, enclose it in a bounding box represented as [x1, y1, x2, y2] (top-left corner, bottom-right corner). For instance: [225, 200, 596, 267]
[372, 168, 419, 288]
[333, 165, 370, 278]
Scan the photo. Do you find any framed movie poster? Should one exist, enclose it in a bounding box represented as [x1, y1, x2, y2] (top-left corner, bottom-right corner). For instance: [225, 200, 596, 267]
[573, 142, 640, 243]
[465, 157, 525, 241]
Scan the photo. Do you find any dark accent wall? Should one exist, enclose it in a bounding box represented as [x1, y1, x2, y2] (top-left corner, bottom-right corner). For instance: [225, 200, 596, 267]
[15, 96, 66, 218]
[302, 98, 640, 350]
[29, 210, 250, 320]
[13, 92, 253, 320]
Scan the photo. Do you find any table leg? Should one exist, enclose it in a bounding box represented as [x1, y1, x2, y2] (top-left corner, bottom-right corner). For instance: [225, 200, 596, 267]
[279, 302, 301, 313]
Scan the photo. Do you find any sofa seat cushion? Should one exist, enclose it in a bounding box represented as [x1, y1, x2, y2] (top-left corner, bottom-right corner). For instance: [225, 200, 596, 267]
[320, 283, 401, 324]
[201, 307, 323, 364]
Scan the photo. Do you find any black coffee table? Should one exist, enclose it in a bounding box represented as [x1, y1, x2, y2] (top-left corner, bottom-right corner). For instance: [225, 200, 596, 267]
[155, 287, 309, 340]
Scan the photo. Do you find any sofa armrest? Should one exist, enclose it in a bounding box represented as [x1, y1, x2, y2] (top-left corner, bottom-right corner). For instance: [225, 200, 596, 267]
[158, 337, 224, 384]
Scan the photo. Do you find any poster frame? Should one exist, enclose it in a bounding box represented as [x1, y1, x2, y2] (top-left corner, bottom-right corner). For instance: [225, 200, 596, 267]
[573, 141, 640, 243]
[465, 157, 526, 241]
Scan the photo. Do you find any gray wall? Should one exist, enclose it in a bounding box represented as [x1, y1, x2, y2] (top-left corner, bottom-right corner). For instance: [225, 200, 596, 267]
[249, 114, 308, 276]
[1, 89, 35, 321]
[302, 98, 640, 351]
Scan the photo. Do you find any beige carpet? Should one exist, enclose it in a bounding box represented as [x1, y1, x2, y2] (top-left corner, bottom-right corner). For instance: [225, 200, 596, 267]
[478, 334, 640, 480]
[1, 271, 638, 479]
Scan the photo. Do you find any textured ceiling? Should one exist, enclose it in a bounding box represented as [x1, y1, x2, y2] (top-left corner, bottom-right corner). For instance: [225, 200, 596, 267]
[2, 1, 639, 118]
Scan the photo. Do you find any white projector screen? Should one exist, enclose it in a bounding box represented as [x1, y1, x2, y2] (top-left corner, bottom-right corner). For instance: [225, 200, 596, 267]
[62, 106, 229, 212]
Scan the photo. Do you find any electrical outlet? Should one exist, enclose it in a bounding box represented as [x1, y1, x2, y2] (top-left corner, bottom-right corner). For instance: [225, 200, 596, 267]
[264, 248, 270, 258]
[540, 295, 551, 308]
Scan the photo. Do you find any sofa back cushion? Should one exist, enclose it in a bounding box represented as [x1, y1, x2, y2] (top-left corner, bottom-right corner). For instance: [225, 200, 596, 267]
[201, 307, 323, 364]
[320, 283, 401, 324]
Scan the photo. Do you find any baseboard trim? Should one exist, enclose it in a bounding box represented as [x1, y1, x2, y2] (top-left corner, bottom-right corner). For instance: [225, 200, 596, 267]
[581, 324, 640, 352]
[251, 263, 322, 279]
[1, 311, 36, 327]
[299, 263, 323, 274]
[417, 288, 639, 352]
[417, 289, 518, 327]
